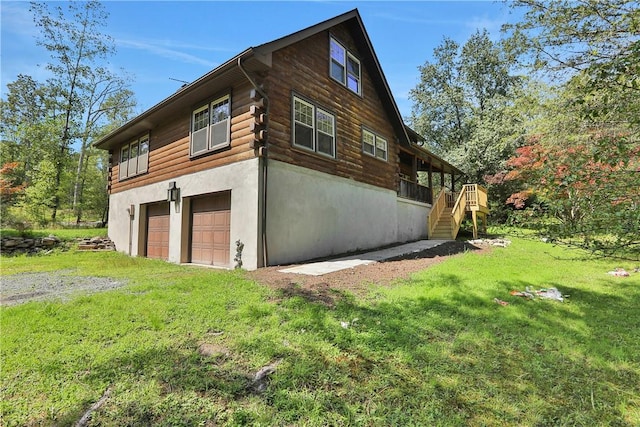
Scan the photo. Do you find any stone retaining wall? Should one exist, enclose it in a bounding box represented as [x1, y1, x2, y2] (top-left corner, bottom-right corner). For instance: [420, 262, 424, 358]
[0, 236, 115, 255]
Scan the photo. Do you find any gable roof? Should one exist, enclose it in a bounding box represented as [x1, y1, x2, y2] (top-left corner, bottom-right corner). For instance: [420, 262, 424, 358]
[254, 9, 412, 148]
[93, 9, 463, 176]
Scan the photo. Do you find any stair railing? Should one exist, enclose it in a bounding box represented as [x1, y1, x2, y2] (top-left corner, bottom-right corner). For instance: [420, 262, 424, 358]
[428, 187, 447, 238]
[450, 187, 468, 239]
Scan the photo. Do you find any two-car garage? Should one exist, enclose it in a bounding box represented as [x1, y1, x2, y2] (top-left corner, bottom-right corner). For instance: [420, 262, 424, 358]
[143, 191, 231, 267]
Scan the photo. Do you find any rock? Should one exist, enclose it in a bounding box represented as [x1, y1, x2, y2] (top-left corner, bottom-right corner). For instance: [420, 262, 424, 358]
[78, 244, 98, 250]
[42, 237, 58, 246]
[251, 360, 282, 393]
[2, 239, 19, 248]
[76, 237, 115, 251]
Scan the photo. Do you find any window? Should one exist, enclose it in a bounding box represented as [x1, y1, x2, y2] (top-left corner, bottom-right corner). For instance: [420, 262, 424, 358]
[330, 37, 361, 95]
[191, 94, 230, 156]
[293, 95, 335, 158]
[119, 134, 149, 180]
[330, 38, 346, 84]
[362, 128, 387, 161]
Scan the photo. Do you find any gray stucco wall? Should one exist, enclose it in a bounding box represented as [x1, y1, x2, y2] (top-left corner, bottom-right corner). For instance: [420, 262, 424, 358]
[396, 197, 430, 242]
[107, 158, 431, 270]
[265, 160, 431, 266]
[107, 158, 261, 269]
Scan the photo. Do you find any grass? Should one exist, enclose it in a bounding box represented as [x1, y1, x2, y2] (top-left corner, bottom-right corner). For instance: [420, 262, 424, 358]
[1, 238, 639, 426]
[0, 227, 108, 240]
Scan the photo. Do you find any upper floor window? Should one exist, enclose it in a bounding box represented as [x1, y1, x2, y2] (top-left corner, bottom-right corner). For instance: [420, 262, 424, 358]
[330, 37, 361, 95]
[362, 128, 387, 161]
[119, 135, 149, 180]
[191, 94, 230, 157]
[293, 95, 335, 158]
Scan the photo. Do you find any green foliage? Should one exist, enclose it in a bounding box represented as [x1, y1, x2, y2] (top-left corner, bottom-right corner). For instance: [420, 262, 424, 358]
[505, 0, 640, 125]
[2, 241, 639, 425]
[409, 29, 529, 217]
[19, 159, 59, 226]
[0, 1, 135, 225]
[498, 75, 640, 257]
[0, 162, 25, 224]
[0, 228, 107, 240]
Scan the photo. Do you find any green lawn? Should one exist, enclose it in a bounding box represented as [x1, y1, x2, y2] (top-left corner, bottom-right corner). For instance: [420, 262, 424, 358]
[1, 237, 639, 426]
[1, 227, 107, 240]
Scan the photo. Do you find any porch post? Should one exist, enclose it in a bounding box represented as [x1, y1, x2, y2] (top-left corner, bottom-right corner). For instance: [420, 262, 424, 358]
[451, 171, 455, 192]
[428, 162, 433, 190]
[412, 156, 418, 182]
[440, 170, 445, 189]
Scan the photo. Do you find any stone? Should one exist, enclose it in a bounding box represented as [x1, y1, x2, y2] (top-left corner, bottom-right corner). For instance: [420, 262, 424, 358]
[78, 244, 98, 250]
[41, 237, 57, 246]
[2, 239, 19, 248]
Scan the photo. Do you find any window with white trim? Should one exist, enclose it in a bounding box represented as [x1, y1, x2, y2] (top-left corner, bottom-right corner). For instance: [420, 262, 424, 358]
[330, 37, 361, 95]
[119, 134, 149, 180]
[362, 128, 387, 161]
[190, 94, 231, 156]
[293, 96, 335, 158]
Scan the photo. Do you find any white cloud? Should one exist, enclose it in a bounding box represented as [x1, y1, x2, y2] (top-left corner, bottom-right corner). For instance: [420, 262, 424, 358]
[115, 37, 221, 68]
[0, 2, 38, 38]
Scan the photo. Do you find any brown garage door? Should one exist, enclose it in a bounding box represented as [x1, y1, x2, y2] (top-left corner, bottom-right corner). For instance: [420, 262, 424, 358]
[191, 192, 231, 267]
[146, 202, 170, 260]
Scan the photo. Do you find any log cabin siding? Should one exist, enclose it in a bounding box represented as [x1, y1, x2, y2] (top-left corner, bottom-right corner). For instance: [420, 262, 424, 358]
[264, 24, 399, 191]
[110, 82, 257, 194]
[109, 22, 402, 195]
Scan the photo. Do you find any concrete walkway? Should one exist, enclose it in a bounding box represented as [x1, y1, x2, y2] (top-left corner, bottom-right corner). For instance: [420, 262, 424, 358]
[278, 239, 449, 276]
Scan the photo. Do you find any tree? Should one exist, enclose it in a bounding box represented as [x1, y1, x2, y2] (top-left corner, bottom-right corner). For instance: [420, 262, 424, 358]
[499, 0, 640, 256]
[71, 72, 134, 223]
[29, 0, 133, 222]
[409, 30, 526, 184]
[19, 159, 59, 227]
[0, 75, 56, 185]
[0, 162, 26, 224]
[502, 81, 640, 256]
[504, 0, 640, 124]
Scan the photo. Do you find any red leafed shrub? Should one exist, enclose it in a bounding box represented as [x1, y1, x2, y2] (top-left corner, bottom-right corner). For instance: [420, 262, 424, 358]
[0, 162, 25, 200]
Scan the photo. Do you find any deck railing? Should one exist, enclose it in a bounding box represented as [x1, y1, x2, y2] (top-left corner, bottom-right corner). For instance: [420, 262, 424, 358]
[428, 187, 447, 238]
[427, 184, 490, 240]
[398, 178, 432, 204]
[450, 189, 468, 239]
[463, 184, 488, 212]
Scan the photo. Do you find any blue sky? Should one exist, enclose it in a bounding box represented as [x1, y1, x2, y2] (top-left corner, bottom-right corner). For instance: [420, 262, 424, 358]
[1, 1, 515, 119]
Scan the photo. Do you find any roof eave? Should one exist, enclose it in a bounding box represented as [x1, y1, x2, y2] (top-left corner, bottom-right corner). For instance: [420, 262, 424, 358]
[93, 48, 256, 150]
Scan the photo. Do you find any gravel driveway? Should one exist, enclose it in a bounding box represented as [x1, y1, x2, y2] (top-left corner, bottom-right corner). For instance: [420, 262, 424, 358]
[0, 271, 127, 306]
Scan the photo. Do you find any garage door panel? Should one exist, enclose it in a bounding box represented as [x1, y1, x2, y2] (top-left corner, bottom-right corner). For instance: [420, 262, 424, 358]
[190, 193, 231, 267]
[147, 202, 170, 260]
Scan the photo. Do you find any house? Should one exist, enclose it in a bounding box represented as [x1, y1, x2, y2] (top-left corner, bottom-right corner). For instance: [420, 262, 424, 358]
[94, 9, 482, 270]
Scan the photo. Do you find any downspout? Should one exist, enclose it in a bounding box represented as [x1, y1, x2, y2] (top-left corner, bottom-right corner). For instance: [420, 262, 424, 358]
[238, 55, 270, 267]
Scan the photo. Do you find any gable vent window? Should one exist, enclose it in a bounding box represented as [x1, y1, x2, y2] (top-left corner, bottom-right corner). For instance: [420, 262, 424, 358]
[293, 95, 335, 158]
[362, 128, 387, 161]
[190, 94, 231, 157]
[330, 37, 361, 95]
[119, 134, 149, 180]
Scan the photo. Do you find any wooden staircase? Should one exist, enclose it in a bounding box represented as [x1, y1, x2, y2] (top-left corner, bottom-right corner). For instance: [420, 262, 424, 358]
[427, 184, 489, 240]
[430, 207, 454, 239]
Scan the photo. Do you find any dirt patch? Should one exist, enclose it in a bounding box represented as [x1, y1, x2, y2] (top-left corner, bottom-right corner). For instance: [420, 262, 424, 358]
[248, 241, 491, 306]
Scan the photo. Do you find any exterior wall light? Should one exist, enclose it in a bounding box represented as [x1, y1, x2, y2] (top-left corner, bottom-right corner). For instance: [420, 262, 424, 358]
[167, 181, 180, 203]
